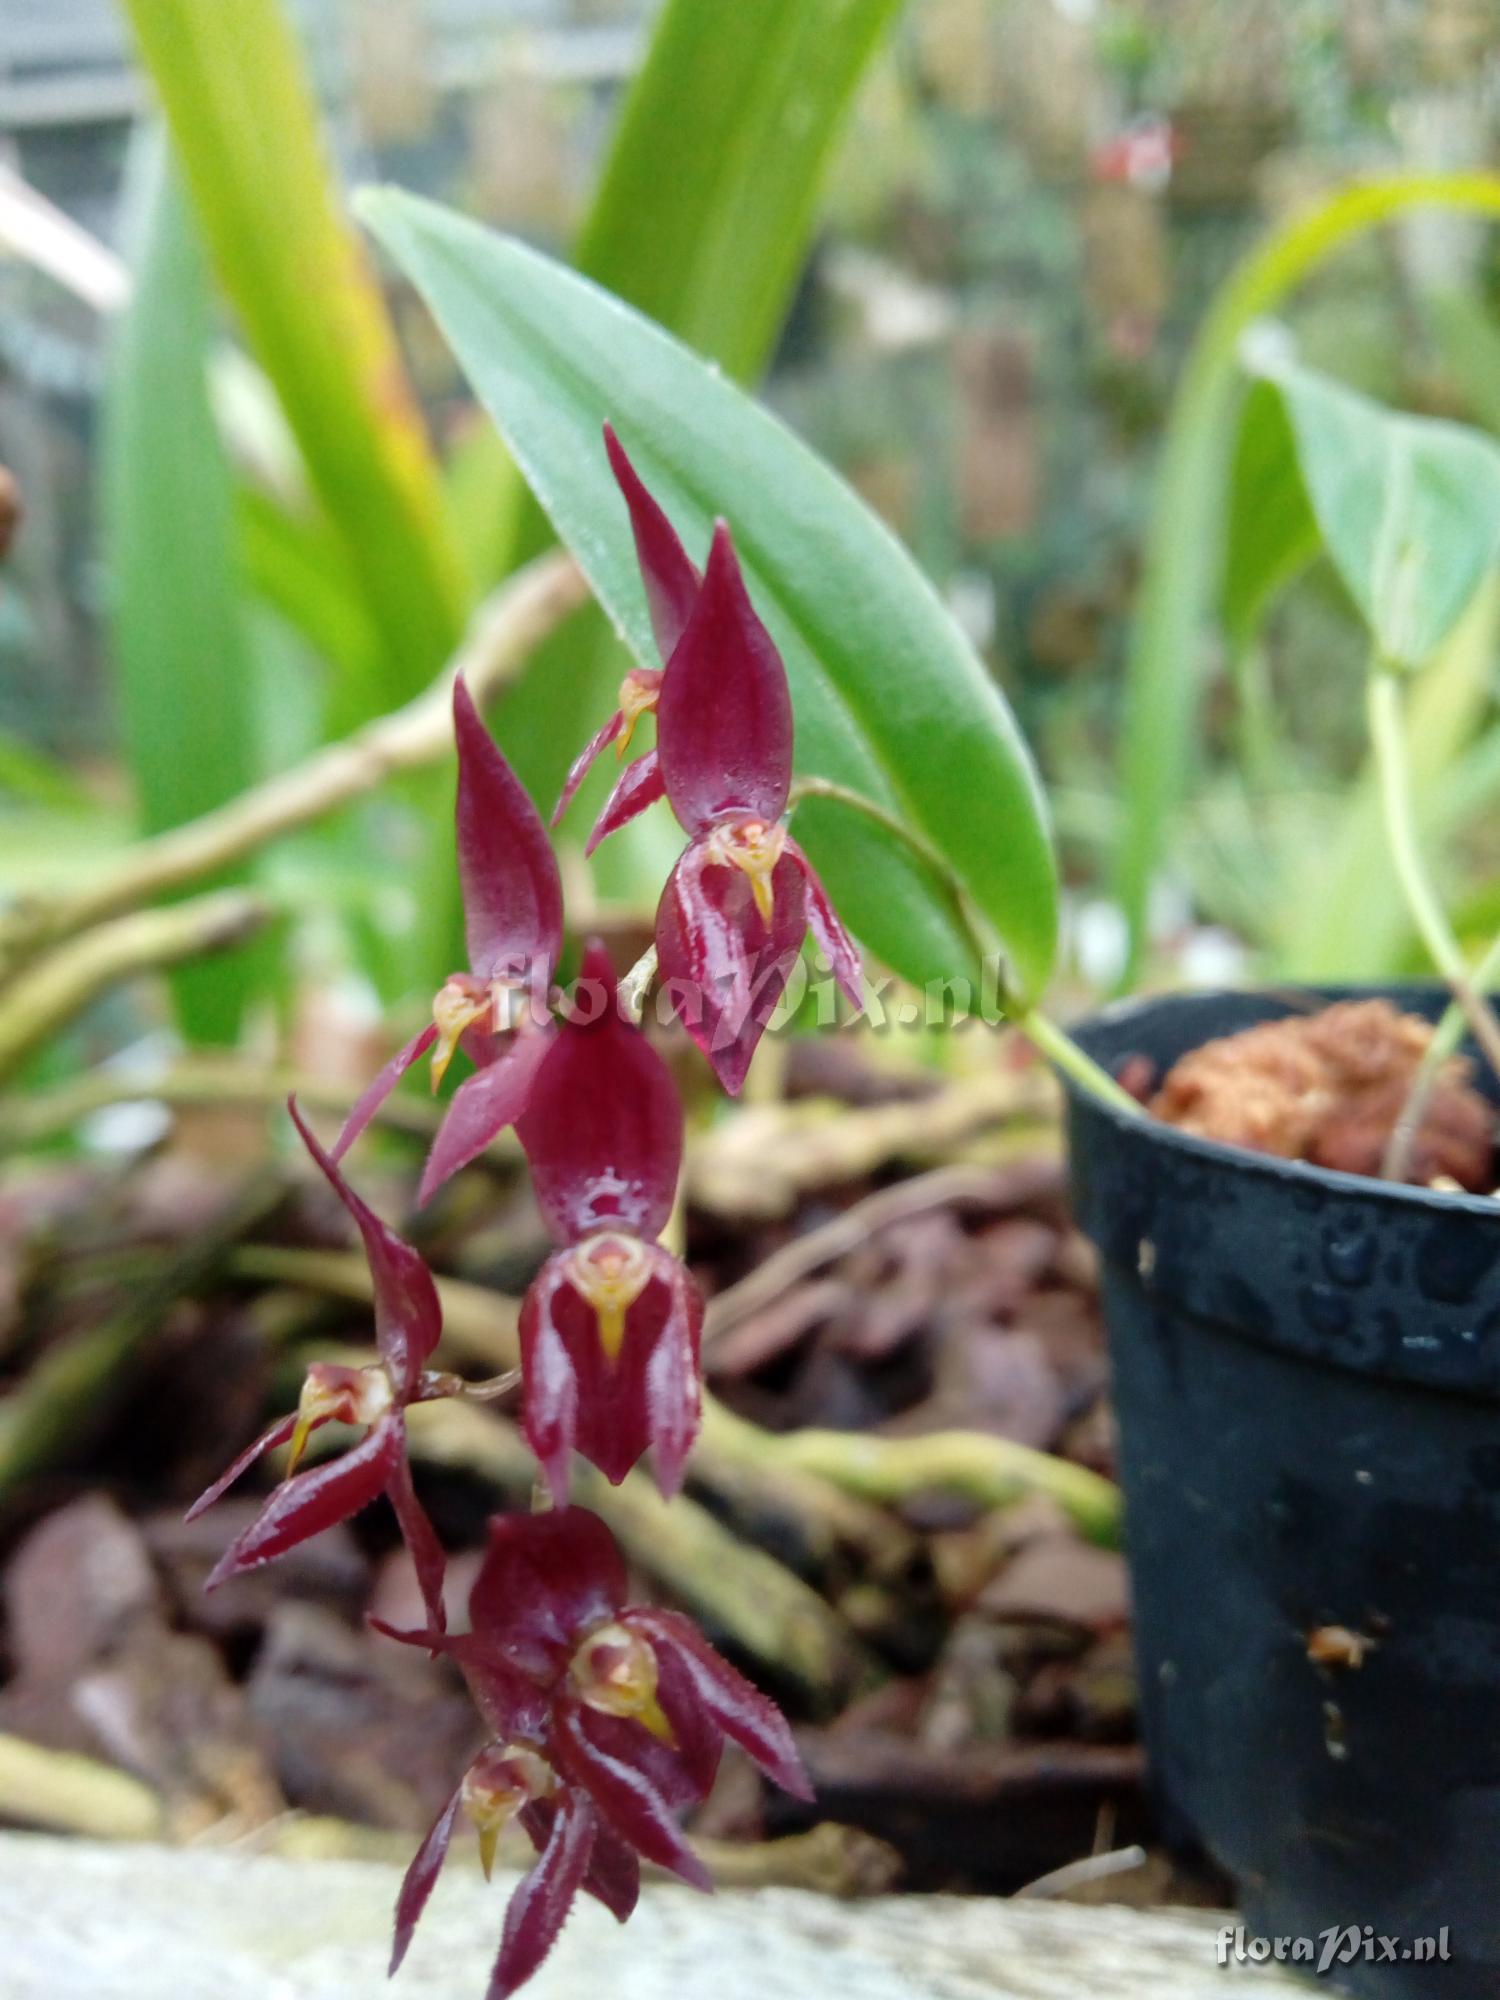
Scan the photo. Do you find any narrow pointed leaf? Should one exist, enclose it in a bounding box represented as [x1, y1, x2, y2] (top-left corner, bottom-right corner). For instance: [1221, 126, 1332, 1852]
[103, 135, 261, 1043]
[358, 192, 1058, 997]
[118, 0, 465, 711]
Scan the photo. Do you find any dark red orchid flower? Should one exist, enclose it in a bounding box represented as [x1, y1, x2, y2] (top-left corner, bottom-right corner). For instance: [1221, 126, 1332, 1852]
[513, 941, 702, 1502]
[381, 1508, 810, 1997]
[653, 522, 863, 1093]
[335, 678, 563, 1202]
[551, 425, 700, 855]
[187, 1099, 452, 1627]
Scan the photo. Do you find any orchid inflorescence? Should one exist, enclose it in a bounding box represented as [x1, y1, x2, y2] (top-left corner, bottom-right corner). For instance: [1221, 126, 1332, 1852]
[189, 429, 863, 1997]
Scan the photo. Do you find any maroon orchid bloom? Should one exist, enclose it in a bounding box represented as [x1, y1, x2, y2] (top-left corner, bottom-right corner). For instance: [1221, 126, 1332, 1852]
[381, 1509, 810, 1998]
[514, 941, 702, 1503]
[651, 522, 863, 1094]
[551, 425, 700, 855]
[335, 678, 564, 1203]
[187, 1099, 452, 1626]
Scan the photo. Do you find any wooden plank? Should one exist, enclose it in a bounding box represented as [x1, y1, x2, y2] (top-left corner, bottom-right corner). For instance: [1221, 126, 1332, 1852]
[0, 1833, 1300, 1999]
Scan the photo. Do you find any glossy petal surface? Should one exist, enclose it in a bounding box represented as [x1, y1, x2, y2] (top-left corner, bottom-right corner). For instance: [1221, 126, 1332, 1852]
[788, 835, 864, 1010]
[204, 1413, 405, 1588]
[386, 1446, 448, 1634]
[551, 710, 623, 827]
[656, 523, 791, 834]
[490, 1792, 596, 2000]
[632, 1607, 812, 1799]
[554, 1703, 710, 1890]
[604, 422, 701, 659]
[417, 1020, 555, 1205]
[467, 1506, 626, 1680]
[390, 1785, 462, 1974]
[585, 746, 666, 857]
[331, 1022, 438, 1163]
[290, 1098, 442, 1395]
[520, 1246, 701, 1500]
[517, 941, 682, 1244]
[453, 677, 564, 983]
[185, 1411, 299, 1522]
[655, 837, 806, 1094]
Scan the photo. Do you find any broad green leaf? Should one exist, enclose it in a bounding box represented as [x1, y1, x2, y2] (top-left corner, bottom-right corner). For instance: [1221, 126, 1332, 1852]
[1222, 377, 1319, 645]
[1113, 172, 1500, 987]
[1424, 289, 1500, 440]
[486, 0, 906, 907]
[119, 0, 467, 711]
[1258, 355, 1500, 668]
[102, 139, 261, 1043]
[358, 191, 1058, 997]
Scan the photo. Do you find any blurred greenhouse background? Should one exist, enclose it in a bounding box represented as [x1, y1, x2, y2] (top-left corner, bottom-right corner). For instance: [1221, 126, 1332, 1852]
[7, 0, 1500, 1093]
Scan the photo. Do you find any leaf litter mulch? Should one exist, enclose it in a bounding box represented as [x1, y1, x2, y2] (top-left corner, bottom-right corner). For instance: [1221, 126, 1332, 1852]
[0, 1036, 1230, 1910]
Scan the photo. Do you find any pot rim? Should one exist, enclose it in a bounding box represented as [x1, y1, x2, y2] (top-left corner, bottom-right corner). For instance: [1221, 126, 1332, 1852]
[1063, 983, 1500, 1224]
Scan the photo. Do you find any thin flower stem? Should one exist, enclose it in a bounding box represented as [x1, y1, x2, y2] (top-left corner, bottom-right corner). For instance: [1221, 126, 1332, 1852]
[1366, 664, 1500, 1080]
[1383, 924, 1500, 1182]
[1013, 1005, 1142, 1118]
[787, 775, 1141, 1119]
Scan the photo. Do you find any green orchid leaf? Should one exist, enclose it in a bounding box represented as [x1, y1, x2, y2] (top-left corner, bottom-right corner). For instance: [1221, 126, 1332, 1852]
[358, 190, 1057, 997]
[1257, 352, 1500, 667]
[102, 138, 264, 1044]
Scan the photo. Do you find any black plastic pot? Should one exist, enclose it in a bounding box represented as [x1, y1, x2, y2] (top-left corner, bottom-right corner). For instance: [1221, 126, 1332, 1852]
[1063, 987, 1500, 1998]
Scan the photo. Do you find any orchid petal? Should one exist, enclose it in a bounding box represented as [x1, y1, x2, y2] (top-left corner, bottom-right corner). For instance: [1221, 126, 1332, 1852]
[641, 1260, 703, 1500]
[467, 1505, 625, 1678]
[656, 522, 792, 835]
[517, 940, 682, 1244]
[386, 1447, 448, 1635]
[551, 711, 623, 827]
[331, 1023, 438, 1163]
[630, 1607, 812, 1800]
[584, 747, 666, 858]
[185, 1411, 299, 1522]
[656, 838, 806, 1095]
[603, 422, 701, 660]
[390, 1783, 463, 1974]
[489, 1791, 596, 2000]
[453, 678, 564, 984]
[289, 1097, 443, 1395]
[517, 1256, 579, 1509]
[418, 1021, 555, 1205]
[555, 1703, 711, 1890]
[789, 836, 864, 1011]
[581, 1824, 640, 1922]
[204, 1414, 405, 1589]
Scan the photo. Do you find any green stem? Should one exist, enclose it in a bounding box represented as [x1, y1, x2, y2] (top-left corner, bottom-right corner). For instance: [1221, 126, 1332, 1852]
[1366, 664, 1500, 1081]
[1013, 1004, 1141, 1118]
[1383, 924, 1500, 1181]
[788, 776, 1141, 1119]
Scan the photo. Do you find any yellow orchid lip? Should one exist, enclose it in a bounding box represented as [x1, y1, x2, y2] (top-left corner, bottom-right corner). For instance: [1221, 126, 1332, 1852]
[430, 978, 494, 1093]
[615, 671, 660, 761]
[461, 1745, 558, 1881]
[286, 1362, 393, 1478]
[567, 1232, 654, 1364]
[569, 1622, 675, 1744]
[705, 818, 787, 926]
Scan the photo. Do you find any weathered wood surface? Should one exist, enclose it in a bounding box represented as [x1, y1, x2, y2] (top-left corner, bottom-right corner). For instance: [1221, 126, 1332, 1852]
[0, 1833, 1302, 1999]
